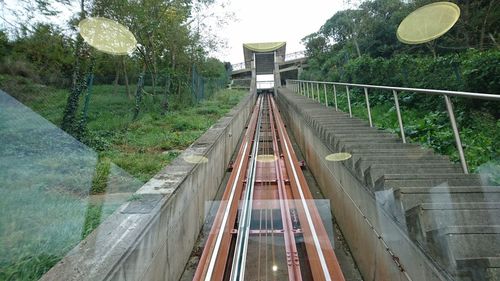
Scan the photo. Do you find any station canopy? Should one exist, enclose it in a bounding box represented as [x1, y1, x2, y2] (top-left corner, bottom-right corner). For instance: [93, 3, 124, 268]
[243, 42, 286, 69]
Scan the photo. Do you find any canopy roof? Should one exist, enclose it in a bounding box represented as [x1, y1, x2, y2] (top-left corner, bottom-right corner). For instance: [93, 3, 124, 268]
[243, 42, 286, 53]
[243, 42, 286, 68]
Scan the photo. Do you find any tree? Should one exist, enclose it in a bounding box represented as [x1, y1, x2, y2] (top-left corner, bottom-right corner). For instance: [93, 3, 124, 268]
[320, 9, 365, 57]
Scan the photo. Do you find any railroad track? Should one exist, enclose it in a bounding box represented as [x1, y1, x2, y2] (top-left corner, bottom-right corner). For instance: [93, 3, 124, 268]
[193, 93, 345, 281]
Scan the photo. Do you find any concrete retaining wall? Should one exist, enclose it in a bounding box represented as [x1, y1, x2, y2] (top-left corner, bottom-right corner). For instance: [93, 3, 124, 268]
[276, 88, 448, 281]
[41, 92, 256, 281]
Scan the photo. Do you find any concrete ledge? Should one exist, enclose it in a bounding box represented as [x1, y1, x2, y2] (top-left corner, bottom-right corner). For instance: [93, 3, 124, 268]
[41, 92, 256, 281]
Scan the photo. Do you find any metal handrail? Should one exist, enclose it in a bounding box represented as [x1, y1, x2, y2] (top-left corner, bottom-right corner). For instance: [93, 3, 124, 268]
[284, 50, 306, 61]
[286, 79, 500, 174]
[231, 62, 246, 71]
[288, 79, 499, 101]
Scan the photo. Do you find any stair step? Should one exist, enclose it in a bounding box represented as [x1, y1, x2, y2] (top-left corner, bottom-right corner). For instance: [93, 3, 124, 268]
[334, 137, 401, 151]
[374, 174, 483, 190]
[356, 157, 449, 174]
[365, 165, 463, 189]
[342, 142, 420, 151]
[456, 257, 500, 281]
[406, 202, 500, 245]
[348, 154, 448, 171]
[427, 226, 500, 273]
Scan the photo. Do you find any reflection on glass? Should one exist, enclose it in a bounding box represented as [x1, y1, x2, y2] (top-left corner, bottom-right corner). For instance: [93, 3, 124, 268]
[241, 200, 335, 280]
[397, 2, 460, 44]
[79, 17, 137, 55]
[0, 90, 143, 280]
[325, 152, 352, 162]
[183, 154, 209, 164]
[256, 154, 278, 163]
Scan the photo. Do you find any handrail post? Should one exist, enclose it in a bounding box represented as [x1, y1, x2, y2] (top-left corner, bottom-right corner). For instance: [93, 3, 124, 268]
[316, 83, 320, 103]
[333, 85, 338, 111]
[392, 90, 406, 143]
[364, 88, 373, 127]
[306, 82, 310, 98]
[324, 84, 328, 107]
[311, 82, 315, 100]
[444, 95, 469, 174]
[346, 86, 352, 117]
[311, 82, 314, 100]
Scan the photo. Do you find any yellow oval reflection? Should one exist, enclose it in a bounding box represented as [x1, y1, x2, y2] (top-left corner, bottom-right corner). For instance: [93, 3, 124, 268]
[397, 2, 460, 45]
[79, 17, 137, 55]
[325, 153, 352, 162]
[256, 154, 278, 163]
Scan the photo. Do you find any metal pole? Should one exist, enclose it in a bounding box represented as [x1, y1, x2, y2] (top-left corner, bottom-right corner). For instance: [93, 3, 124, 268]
[333, 85, 338, 111]
[306, 82, 310, 98]
[444, 95, 469, 174]
[392, 90, 406, 143]
[324, 84, 328, 107]
[316, 83, 320, 103]
[311, 82, 314, 100]
[364, 88, 373, 127]
[346, 86, 352, 117]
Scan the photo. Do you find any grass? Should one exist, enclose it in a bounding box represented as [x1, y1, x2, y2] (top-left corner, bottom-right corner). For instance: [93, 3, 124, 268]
[1, 75, 247, 182]
[0, 74, 247, 280]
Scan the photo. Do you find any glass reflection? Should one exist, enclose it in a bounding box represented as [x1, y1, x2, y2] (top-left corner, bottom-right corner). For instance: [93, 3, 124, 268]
[79, 17, 137, 55]
[0, 90, 142, 280]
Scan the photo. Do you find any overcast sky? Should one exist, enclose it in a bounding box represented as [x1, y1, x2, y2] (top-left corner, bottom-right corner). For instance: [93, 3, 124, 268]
[209, 0, 346, 64]
[2, 0, 347, 64]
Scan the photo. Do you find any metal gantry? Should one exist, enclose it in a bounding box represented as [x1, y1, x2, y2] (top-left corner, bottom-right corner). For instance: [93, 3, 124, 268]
[286, 79, 500, 174]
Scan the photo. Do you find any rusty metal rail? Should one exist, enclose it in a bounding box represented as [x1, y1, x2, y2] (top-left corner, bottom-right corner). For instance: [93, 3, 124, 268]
[193, 94, 345, 281]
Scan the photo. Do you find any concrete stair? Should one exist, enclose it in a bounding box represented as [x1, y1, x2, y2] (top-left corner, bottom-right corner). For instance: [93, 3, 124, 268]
[427, 226, 500, 279]
[277, 88, 500, 281]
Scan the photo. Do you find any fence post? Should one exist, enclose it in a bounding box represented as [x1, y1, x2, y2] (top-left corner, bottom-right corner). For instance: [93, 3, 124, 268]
[333, 85, 338, 111]
[364, 88, 373, 127]
[316, 83, 320, 103]
[392, 90, 406, 143]
[346, 86, 352, 117]
[324, 84, 328, 107]
[444, 94, 469, 174]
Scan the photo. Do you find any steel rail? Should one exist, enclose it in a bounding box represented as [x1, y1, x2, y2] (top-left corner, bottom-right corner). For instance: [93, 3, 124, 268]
[194, 95, 262, 281]
[270, 97, 345, 281]
[267, 94, 303, 280]
[229, 97, 264, 280]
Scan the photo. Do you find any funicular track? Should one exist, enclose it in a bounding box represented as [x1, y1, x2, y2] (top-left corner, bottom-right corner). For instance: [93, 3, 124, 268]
[193, 94, 345, 281]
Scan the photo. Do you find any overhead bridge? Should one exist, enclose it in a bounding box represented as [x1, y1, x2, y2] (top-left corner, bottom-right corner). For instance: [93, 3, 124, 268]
[42, 56, 499, 281]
